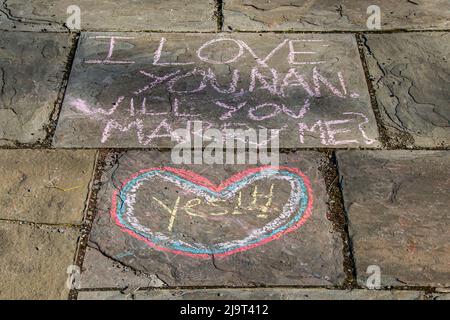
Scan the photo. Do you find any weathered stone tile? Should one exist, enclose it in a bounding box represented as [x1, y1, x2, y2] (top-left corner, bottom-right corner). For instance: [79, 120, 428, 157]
[78, 288, 427, 300]
[224, 0, 450, 31]
[0, 2, 65, 32]
[87, 150, 345, 287]
[431, 288, 450, 300]
[0, 31, 74, 146]
[79, 246, 166, 289]
[54, 32, 379, 148]
[363, 33, 450, 148]
[433, 293, 450, 300]
[0, 0, 216, 32]
[0, 222, 79, 299]
[337, 151, 450, 287]
[0, 150, 97, 224]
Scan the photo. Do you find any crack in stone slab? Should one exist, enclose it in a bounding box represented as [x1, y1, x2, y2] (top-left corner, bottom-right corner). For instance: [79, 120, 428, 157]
[0, 0, 69, 31]
[85, 242, 169, 287]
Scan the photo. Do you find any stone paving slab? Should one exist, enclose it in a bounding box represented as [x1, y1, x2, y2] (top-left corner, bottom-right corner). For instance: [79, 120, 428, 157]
[0, 150, 97, 224]
[53, 32, 379, 148]
[78, 288, 427, 300]
[0, 0, 216, 32]
[79, 246, 166, 289]
[0, 221, 79, 299]
[363, 32, 450, 148]
[0, 31, 74, 146]
[433, 293, 450, 300]
[224, 0, 450, 32]
[86, 150, 345, 287]
[337, 151, 450, 287]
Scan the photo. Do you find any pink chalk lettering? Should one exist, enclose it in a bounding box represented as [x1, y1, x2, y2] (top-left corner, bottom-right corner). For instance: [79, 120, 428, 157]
[206, 68, 240, 94]
[338, 72, 347, 96]
[312, 67, 346, 98]
[297, 113, 376, 146]
[248, 103, 281, 121]
[139, 97, 168, 116]
[342, 112, 376, 145]
[282, 99, 311, 119]
[197, 38, 244, 64]
[288, 40, 326, 65]
[237, 39, 288, 68]
[280, 68, 315, 97]
[71, 96, 125, 116]
[145, 119, 177, 144]
[173, 98, 200, 118]
[215, 101, 247, 120]
[134, 70, 180, 95]
[101, 118, 182, 145]
[168, 68, 208, 94]
[298, 121, 327, 145]
[324, 119, 358, 145]
[102, 118, 145, 144]
[71, 98, 94, 115]
[249, 67, 280, 96]
[153, 37, 195, 66]
[238, 127, 281, 148]
[129, 97, 136, 116]
[191, 120, 213, 139]
[208, 123, 286, 147]
[171, 122, 192, 146]
[85, 36, 135, 64]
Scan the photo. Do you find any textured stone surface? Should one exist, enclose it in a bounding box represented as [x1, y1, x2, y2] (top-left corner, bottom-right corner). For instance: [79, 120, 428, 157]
[0, 31, 73, 145]
[0, 0, 216, 32]
[80, 247, 166, 289]
[54, 32, 378, 148]
[78, 288, 427, 300]
[87, 150, 345, 287]
[0, 150, 97, 224]
[224, 0, 450, 31]
[363, 33, 450, 148]
[0, 222, 79, 299]
[337, 151, 450, 287]
[433, 293, 450, 300]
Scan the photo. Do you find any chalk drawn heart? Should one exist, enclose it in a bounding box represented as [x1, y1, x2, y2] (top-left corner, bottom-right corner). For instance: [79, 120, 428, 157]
[111, 166, 313, 258]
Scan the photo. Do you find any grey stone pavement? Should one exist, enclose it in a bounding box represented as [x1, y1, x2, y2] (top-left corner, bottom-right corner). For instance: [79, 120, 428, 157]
[0, 1, 449, 300]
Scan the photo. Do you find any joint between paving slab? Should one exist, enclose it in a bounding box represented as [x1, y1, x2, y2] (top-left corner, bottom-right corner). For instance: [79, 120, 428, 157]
[355, 33, 391, 149]
[79, 150, 100, 226]
[19, 145, 443, 153]
[69, 150, 145, 299]
[76, 284, 354, 292]
[222, 29, 450, 34]
[75, 285, 440, 295]
[0, 145, 449, 153]
[317, 150, 357, 289]
[1, 28, 449, 34]
[68, 149, 100, 299]
[68, 149, 109, 300]
[44, 33, 81, 148]
[215, 0, 224, 32]
[0, 217, 82, 231]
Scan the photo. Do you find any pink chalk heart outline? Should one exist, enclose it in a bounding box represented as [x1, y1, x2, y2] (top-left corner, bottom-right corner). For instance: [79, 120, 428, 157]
[111, 166, 313, 258]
